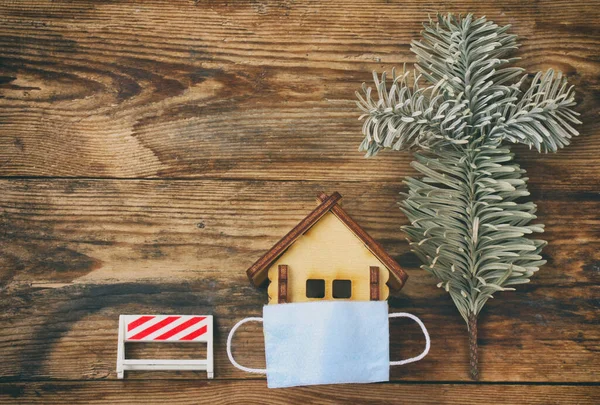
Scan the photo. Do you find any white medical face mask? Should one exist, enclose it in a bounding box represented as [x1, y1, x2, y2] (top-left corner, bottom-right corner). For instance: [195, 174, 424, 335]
[227, 301, 430, 388]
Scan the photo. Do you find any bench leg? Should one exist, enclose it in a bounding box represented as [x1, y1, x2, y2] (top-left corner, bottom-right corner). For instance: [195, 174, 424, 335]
[116, 316, 125, 380]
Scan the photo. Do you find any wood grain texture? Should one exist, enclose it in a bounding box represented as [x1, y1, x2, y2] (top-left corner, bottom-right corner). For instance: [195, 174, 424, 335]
[1, 381, 599, 405]
[0, 179, 598, 383]
[0, 0, 599, 403]
[0, 0, 598, 185]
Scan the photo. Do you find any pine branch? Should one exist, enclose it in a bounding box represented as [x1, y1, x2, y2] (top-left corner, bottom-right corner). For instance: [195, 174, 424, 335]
[488, 69, 582, 152]
[412, 14, 524, 128]
[356, 68, 474, 155]
[355, 12, 581, 379]
[356, 69, 445, 155]
[401, 143, 546, 379]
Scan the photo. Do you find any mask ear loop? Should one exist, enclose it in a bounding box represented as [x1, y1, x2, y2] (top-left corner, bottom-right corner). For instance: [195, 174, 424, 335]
[226, 317, 267, 374]
[388, 312, 431, 366]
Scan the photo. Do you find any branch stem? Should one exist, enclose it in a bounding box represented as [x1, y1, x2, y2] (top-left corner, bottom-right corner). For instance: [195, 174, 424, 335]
[468, 313, 479, 380]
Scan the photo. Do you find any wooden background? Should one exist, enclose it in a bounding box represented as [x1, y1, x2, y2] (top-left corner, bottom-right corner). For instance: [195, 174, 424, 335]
[0, 0, 598, 403]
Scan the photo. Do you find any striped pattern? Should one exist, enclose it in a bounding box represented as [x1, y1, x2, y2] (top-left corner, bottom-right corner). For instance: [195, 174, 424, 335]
[124, 315, 209, 342]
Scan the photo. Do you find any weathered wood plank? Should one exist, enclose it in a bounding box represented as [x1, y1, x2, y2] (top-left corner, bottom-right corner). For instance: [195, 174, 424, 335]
[0, 0, 598, 183]
[1, 381, 599, 405]
[1, 2, 599, 395]
[0, 179, 597, 382]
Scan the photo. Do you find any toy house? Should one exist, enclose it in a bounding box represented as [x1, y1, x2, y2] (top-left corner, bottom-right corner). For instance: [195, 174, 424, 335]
[247, 192, 408, 304]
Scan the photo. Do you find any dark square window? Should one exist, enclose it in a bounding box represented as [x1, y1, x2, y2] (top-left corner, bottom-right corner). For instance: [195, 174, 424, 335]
[306, 279, 325, 298]
[332, 280, 352, 299]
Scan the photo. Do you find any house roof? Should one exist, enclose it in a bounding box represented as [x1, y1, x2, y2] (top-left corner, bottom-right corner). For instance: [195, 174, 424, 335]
[246, 192, 408, 291]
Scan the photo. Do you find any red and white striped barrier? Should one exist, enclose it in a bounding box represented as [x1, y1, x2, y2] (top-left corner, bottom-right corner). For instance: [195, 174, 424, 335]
[117, 315, 214, 379]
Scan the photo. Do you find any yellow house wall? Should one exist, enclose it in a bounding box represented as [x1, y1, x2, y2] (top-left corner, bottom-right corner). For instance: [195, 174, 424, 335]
[267, 212, 390, 304]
